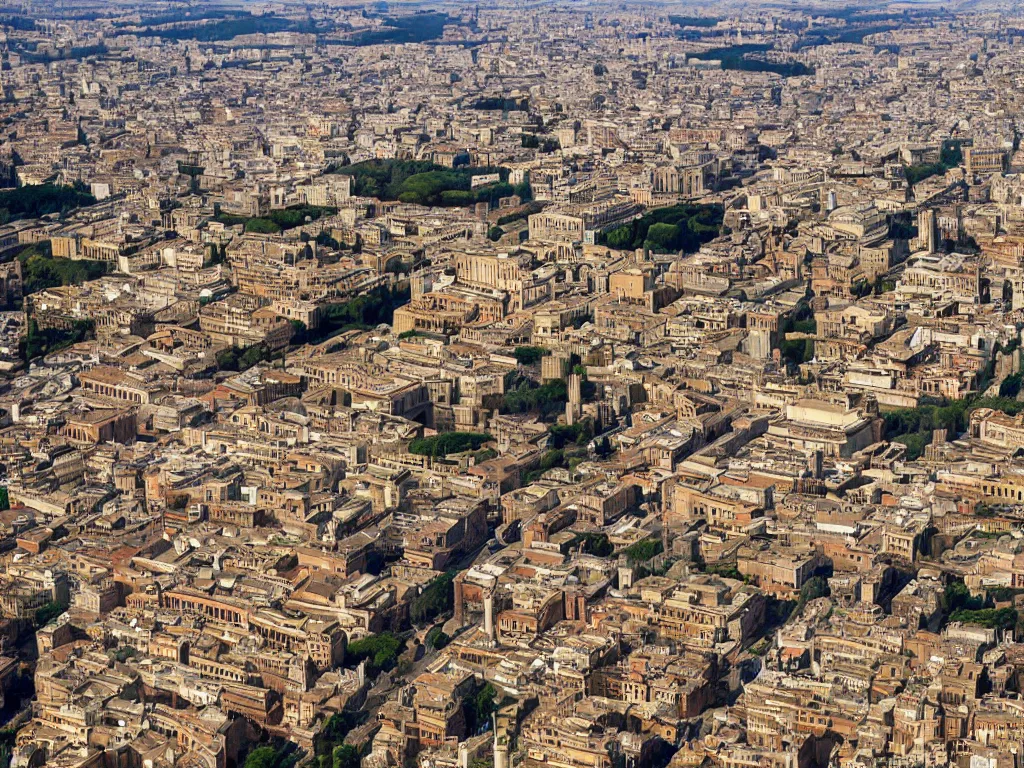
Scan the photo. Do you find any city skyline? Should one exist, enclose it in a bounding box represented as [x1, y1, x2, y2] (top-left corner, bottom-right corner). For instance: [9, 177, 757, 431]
[0, 4, 1016, 768]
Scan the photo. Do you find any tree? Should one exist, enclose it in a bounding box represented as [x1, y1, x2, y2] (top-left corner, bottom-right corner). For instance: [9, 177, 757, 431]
[464, 682, 498, 734]
[780, 337, 814, 367]
[513, 346, 547, 365]
[345, 632, 404, 676]
[19, 243, 108, 295]
[411, 571, 456, 624]
[22, 318, 96, 363]
[332, 745, 361, 768]
[606, 226, 633, 249]
[337, 158, 512, 207]
[241, 744, 297, 768]
[289, 320, 308, 345]
[598, 203, 724, 252]
[576, 533, 613, 556]
[499, 379, 569, 418]
[800, 576, 830, 603]
[0, 184, 95, 221]
[706, 563, 744, 580]
[314, 711, 364, 763]
[944, 580, 983, 613]
[548, 420, 593, 449]
[216, 344, 273, 372]
[408, 432, 492, 458]
[539, 449, 565, 473]
[35, 601, 65, 627]
[244, 748, 279, 768]
[623, 539, 663, 565]
[941, 140, 964, 167]
[298, 285, 410, 344]
[426, 626, 450, 649]
[317, 230, 341, 249]
[950, 607, 1017, 630]
[904, 162, 945, 187]
[245, 218, 283, 234]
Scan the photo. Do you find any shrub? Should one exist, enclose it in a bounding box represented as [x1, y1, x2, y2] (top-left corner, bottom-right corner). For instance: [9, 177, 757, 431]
[513, 346, 547, 365]
[345, 632, 404, 676]
[623, 539, 663, 565]
[425, 626, 450, 649]
[22, 318, 95, 363]
[599, 203, 724, 252]
[20, 244, 108, 295]
[35, 601, 65, 627]
[410, 571, 456, 624]
[499, 379, 568, 418]
[244, 218, 282, 234]
[949, 608, 1017, 630]
[408, 432, 492, 457]
[0, 183, 95, 220]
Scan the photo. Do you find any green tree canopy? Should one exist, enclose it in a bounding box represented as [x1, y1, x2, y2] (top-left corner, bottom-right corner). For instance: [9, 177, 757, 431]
[345, 632, 404, 676]
[513, 346, 547, 365]
[35, 601, 66, 627]
[410, 571, 456, 624]
[598, 203, 724, 253]
[332, 744, 361, 768]
[408, 432, 492, 458]
[645, 222, 682, 252]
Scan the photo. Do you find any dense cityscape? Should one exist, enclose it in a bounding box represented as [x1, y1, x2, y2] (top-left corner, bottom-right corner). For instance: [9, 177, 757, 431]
[0, 1, 1024, 768]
